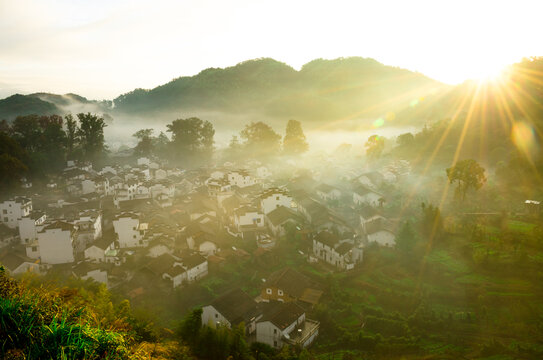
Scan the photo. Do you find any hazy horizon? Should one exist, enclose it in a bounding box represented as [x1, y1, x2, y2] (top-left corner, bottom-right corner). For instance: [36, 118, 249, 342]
[2, 0, 542, 100]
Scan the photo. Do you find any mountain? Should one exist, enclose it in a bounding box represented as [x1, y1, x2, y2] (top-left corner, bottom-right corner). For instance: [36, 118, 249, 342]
[112, 57, 445, 127]
[0, 94, 61, 120]
[0, 93, 113, 122]
[0, 57, 444, 129]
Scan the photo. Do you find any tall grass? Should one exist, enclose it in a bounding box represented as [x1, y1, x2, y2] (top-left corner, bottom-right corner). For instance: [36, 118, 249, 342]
[0, 267, 131, 359]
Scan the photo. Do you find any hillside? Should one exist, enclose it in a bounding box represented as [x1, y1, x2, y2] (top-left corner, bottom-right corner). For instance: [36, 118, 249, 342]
[112, 57, 444, 126]
[0, 94, 61, 120]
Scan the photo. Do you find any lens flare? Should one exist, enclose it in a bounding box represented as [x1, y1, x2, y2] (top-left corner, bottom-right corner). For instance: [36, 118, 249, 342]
[372, 118, 384, 128]
[511, 121, 538, 158]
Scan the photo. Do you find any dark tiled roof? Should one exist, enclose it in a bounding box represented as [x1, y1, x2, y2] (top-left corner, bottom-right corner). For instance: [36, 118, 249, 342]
[266, 267, 321, 299]
[315, 183, 338, 193]
[314, 230, 339, 247]
[40, 221, 75, 233]
[335, 242, 354, 255]
[259, 301, 305, 330]
[266, 206, 301, 227]
[0, 253, 32, 271]
[210, 288, 259, 325]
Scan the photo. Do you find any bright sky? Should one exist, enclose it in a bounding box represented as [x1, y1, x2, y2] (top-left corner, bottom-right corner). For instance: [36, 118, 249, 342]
[1, 0, 541, 100]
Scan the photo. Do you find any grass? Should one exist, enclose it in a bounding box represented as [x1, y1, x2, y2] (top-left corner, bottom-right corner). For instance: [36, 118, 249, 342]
[0, 268, 132, 359]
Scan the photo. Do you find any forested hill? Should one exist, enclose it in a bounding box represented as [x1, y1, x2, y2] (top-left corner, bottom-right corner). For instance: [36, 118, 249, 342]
[112, 57, 444, 123]
[0, 94, 61, 120]
[0, 93, 112, 122]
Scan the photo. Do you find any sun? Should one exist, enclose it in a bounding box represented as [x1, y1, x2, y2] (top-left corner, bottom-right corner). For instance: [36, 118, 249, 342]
[474, 63, 508, 84]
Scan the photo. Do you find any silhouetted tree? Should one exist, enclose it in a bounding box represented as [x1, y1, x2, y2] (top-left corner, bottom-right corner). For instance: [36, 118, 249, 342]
[240, 121, 281, 157]
[167, 117, 214, 166]
[446, 159, 486, 200]
[365, 134, 385, 160]
[133, 128, 154, 156]
[283, 119, 308, 155]
[77, 112, 107, 163]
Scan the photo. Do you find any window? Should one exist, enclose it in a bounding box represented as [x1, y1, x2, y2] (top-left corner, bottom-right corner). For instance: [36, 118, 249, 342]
[32, 246, 37, 252]
[278, 289, 283, 296]
[274, 341, 277, 347]
[133, 235, 136, 239]
[273, 329, 277, 334]
[2, 210, 6, 214]
[266, 288, 272, 294]
[215, 313, 218, 318]
[3, 217, 7, 222]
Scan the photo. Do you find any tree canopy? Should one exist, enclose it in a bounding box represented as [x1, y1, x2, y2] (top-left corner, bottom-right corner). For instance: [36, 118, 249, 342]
[166, 117, 214, 166]
[240, 121, 281, 157]
[365, 134, 385, 160]
[446, 159, 487, 201]
[283, 119, 309, 155]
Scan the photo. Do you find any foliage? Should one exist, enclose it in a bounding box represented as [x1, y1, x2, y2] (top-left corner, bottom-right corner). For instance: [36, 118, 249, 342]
[365, 135, 385, 160]
[0, 267, 131, 359]
[166, 117, 214, 166]
[77, 112, 108, 163]
[283, 119, 309, 155]
[446, 159, 486, 201]
[133, 128, 154, 156]
[240, 121, 281, 157]
[396, 221, 417, 254]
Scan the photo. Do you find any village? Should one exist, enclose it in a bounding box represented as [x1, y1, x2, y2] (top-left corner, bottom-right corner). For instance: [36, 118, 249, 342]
[0, 153, 412, 349]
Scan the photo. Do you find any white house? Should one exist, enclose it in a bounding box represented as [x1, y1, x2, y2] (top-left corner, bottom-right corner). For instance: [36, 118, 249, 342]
[73, 210, 102, 248]
[234, 206, 265, 232]
[353, 185, 384, 207]
[265, 206, 303, 237]
[185, 223, 219, 256]
[256, 166, 271, 179]
[37, 221, 78, 264]
[18, 211, 46, 245]
[0, 253, 40, 275]
[154, 169, 167, 180]
[256, 302, 319, 349]
[312, 231, 363, 270]
[227, 170, 255, 188]
[201, 288, 261, 334]
[180, 252, 208, 283]
[113, 213, 148, 248]
[137, 157, 150, 166]
[315, 184, 341, 201]
[365, 217, 396, 247]
[259, 188, 293, 215]
[72, 262, 108, 286]
[84, 237, 115, 263]
[0, 197, 32, 229]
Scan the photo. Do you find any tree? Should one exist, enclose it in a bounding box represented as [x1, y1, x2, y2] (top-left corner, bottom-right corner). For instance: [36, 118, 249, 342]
[225, 135, 242, 160]
[446, 159, 486, 201]
[396, 132, 414, 147]
[365, 134, 385, 160]
[133, 128, 154, 156]
[76, 113, 107, 163]
[65, 114, 78, 156]
[11, 115, 41, 152]
[166, 117, 214, 165]
[420, 203, 444, 241]
[283, 119, 309, 155]
[240, 121, 281, 157]
[396, 221, 417, 253]
[40, 122, 67, 172]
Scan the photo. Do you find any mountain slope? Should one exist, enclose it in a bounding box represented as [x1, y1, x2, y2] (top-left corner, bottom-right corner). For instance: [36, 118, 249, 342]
[0, 94, 61, 120]
[0, 57, 444, 128]
[112, 57, 445, 126]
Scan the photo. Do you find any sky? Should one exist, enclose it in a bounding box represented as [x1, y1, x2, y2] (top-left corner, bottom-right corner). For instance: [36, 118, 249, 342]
[1, 0, 542, 100]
